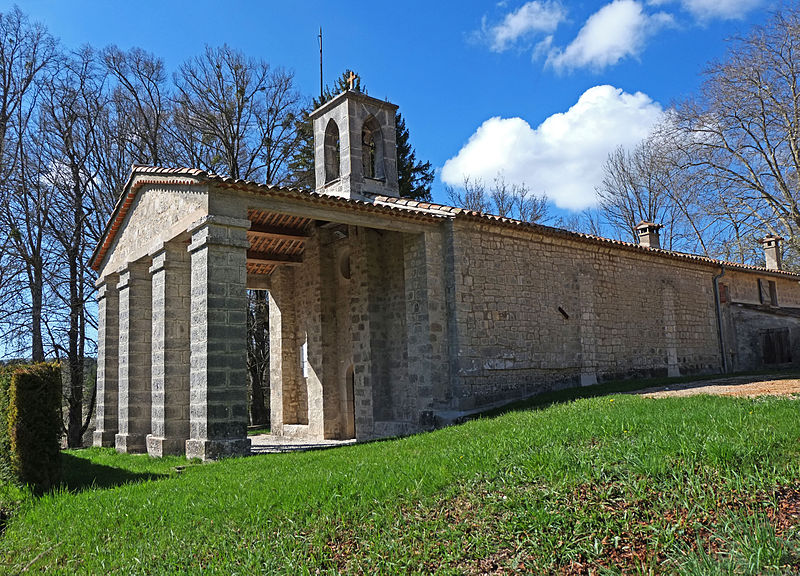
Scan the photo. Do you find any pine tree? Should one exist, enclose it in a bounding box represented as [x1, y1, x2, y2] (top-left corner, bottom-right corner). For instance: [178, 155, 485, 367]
[288, 70, 433, 201]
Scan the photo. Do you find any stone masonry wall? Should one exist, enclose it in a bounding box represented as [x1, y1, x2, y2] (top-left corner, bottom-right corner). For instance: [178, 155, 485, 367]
[449, 221, 722, 410]
[365, 229, 413, 435]
[720, 269, 800, 372]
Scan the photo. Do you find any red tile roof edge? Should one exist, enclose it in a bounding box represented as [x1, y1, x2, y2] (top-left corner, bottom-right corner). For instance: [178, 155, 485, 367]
[91, 166, 800, 280]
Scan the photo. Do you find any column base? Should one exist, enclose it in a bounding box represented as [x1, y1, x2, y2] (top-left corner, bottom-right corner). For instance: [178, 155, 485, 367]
[185, 438, 251, 461]
[115, 433, 147, 454]
[93, 430, 117, 447]
[146, 434, 186, 457]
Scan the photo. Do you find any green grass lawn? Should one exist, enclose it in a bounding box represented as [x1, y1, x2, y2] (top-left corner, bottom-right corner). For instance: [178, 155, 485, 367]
[1, 392, 799, 574]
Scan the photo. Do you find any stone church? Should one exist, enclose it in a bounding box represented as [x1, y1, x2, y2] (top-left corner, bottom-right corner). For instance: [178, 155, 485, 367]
[91, 88, 800, 460]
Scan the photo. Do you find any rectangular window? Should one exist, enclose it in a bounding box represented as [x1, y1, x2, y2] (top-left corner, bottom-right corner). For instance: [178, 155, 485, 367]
[769, 280, 778, 306]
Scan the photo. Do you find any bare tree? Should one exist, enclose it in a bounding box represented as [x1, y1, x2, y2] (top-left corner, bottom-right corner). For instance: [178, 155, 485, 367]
[102, 45, 173, 168]
[596, 122, 720, 254]
[0, 7, 57, 180]
[446, 174, 549, 222]
[674, 7, 800, 264]
[258, 67, 301, 185]
[446, 176, 491, 213]
[0, 7, 57, 360]
[40, 47, 107, 447]
[173, 44, 300, 182]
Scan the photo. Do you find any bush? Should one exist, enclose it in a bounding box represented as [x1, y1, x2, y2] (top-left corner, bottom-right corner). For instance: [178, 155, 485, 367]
[7, 363, 62, 494]
[0, 366, 13, 484]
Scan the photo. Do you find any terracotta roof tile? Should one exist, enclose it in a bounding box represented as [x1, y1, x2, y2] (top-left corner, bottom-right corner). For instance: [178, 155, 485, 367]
[91, 166, 800, 280]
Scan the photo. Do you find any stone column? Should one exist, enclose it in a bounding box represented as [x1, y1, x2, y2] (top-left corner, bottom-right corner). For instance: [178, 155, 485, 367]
[93, 273, 120, 447]
[115, 261, 153, 453]
[147, 240, 191, 457]
[186, 216, 251, 460]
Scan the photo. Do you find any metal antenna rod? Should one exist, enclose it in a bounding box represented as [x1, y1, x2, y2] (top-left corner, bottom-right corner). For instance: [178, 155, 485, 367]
[318, 27, 323, 101]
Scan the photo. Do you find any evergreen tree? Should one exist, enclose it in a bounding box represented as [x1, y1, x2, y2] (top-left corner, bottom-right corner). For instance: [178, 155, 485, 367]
[396, 114, 433, 201]
[288, 70, 433, 201]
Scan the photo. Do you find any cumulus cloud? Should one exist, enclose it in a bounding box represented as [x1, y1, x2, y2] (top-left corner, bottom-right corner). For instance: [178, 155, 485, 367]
[440, 85, 664, 211]
[652, 0, 763, 21]
[482, 1, 567, 52]
[546, 0, 673, 72]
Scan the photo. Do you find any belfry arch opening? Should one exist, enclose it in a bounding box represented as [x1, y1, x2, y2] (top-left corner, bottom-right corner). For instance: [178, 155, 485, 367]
[361, 116, 384, 180]
[324, 119, 340, 183]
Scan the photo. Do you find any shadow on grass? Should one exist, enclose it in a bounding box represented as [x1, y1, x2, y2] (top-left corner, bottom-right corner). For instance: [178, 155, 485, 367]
[476, 368, 800, 420]
[60, 453, 169, 493]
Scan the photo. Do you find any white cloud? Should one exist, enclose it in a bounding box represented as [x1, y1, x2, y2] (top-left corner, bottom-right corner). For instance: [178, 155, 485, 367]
[440, 85, 664, 211]
[547, 0, 673, 72]
[657, 0, 763, 21]
[483, 1, 567, 52]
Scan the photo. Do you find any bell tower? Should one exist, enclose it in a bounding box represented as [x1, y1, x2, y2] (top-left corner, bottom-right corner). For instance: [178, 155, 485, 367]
[310, 77, 399, 199]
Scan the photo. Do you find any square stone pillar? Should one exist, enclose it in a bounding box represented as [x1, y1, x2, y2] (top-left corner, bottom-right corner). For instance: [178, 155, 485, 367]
[115, 261, 153, 453]
[186, 216, 251, 460]
[269, 267, 304, 435]
[147, 240, 191, 457]
[93, 273, 120, 447]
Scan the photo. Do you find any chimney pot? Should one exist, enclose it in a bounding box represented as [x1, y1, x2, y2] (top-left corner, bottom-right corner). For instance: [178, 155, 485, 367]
[635, 221, 663, 249]
[761, 235, 783, 270]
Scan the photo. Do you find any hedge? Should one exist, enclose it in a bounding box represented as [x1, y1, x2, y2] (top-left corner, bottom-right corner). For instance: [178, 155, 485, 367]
[0, 366, 13, 485]
[7, 363, 62, 494]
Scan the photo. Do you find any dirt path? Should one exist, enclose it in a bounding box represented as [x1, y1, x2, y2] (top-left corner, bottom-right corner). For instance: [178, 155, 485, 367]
[637, 373, 800, 399]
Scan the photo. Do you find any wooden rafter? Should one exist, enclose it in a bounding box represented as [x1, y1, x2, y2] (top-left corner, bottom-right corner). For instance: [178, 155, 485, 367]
[248, 222, 310, 242]
[246, 250, 303, 266]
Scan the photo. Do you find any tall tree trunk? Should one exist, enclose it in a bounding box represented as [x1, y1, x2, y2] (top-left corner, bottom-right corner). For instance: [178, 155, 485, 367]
[30, 262, 44, 362]
[66, 171, 84, 448]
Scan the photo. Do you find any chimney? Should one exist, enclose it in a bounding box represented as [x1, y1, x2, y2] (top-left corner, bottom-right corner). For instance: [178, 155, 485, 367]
[635, 221, 662, 249]
[761, 235, 783, 270]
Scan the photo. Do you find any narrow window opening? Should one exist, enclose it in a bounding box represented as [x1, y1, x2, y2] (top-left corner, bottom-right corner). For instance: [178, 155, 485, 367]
[324, 119, 340, 183]
[360, 116, 384, 180]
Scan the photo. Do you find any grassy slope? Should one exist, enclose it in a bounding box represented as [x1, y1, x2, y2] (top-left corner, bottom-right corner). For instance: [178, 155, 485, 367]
[1, 394, 799, 574]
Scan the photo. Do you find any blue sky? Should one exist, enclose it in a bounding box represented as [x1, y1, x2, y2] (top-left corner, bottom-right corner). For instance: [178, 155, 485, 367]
[4, 0, 773, 209]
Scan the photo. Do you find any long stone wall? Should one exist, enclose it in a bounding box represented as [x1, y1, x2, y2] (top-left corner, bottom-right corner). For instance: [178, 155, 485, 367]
[448, 221, 723, 410]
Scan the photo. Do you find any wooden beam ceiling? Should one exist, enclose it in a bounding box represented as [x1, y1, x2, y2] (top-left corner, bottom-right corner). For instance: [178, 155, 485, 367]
[248, 222, 310, 243]
[246, 250, 303, 267]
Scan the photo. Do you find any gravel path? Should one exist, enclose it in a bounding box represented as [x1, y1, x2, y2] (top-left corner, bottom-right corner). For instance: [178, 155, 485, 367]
[637, 373, 800, 399]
